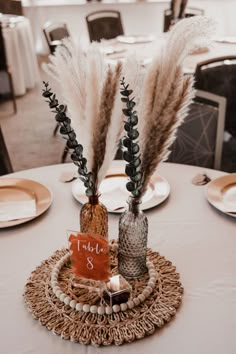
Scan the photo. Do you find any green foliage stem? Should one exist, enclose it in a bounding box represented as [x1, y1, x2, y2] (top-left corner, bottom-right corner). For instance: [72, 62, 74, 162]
[120, 77, 143, 199]
[42, 81, 95, 196]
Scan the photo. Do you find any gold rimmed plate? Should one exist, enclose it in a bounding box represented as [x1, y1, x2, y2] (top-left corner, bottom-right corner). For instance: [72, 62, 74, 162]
[0, 178, 52, 228]
[72, 169, 170, 213]
[206, 173, 236, 217]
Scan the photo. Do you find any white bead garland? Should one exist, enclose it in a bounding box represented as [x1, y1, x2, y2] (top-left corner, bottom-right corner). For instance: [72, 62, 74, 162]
[50, 252, 157, 315]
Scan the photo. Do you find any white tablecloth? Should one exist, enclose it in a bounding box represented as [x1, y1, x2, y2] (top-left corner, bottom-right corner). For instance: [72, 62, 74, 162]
[1, 16, 40, 96]
[0, 161, 236, 353]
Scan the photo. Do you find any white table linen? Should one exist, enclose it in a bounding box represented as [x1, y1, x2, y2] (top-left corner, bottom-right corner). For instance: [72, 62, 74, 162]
[2, 16, 40, 96]
[0, 161, 235, 354]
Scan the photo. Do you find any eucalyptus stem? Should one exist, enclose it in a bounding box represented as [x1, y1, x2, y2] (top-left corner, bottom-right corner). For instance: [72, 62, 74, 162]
[120, 77, 143, 199]
[42, 81, 96, 196]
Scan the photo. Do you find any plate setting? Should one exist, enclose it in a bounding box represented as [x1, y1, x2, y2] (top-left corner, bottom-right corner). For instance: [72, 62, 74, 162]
[116, 34, 155, 44]
[206, 173, 236, 217]
[0, 178, 52, 228]
[72, 168, 170, 213]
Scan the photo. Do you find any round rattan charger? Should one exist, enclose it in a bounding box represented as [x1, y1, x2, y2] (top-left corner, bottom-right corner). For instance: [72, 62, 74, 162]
[24, 241, 183, 346]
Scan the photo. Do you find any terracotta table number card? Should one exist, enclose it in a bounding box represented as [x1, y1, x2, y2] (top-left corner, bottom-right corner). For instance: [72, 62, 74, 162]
[68, 232, 110, 281]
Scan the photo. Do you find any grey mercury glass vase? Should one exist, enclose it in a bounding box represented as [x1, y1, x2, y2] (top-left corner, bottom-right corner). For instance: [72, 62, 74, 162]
[118, 197, 148, 279]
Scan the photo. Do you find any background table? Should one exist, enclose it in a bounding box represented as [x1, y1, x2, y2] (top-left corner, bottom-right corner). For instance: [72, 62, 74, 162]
[104, 35, 236, 74]
[0, 161, 235, 353]
[1, 15, 40, 96]
[22, 0, 236, 55]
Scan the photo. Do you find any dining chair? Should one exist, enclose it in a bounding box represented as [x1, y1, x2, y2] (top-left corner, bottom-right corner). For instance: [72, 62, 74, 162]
[0, 0, 23, 16]
[0, 22, 17, 114]
[86, 10, 124, 42]
[194, 56, 236, 138]
[167, 90, 226, 170]
[43, 22, 70, 54]
[0, 125, 13, 175]
[163, 7, 204, 32]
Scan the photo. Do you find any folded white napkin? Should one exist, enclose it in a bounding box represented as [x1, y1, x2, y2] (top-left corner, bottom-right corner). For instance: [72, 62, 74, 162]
[0, 200, 36, 222]
[100, 189, 127, 211]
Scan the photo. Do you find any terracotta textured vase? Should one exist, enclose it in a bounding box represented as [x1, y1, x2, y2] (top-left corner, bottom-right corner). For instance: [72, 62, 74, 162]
[118, 197, 148, 278]
[80, 195, 108, 239]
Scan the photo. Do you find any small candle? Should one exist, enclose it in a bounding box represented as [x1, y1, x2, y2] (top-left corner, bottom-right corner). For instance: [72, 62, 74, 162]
[103, 274, 132, 306]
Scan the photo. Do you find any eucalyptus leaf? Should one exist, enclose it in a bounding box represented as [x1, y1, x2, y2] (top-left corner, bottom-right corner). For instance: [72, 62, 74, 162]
[85, 188, 94, 196]
[71, 152, 78, 161]
[124, 123, 131, 132]
[123, 151, 133, 163]
[128, 129, 139, 140]
[130, 143, 139, 154]
[74, 144, 83, 154]
[123, 138, 132, 148]
[133, 157, 141, 167]
[68, 131, 76, 140]
[127, 101, 136, 109]
[126, 181, 135, 192]
[55, 112, 66, 122]
[130, 115, 138, 126]
[132, 190, 140, 198]
[120, 89, 133, 97]
[122, 108, 132, 116]
[131, 172, 142, 182]
[125, 164, 135, 177]
[42, 91, 53, 98]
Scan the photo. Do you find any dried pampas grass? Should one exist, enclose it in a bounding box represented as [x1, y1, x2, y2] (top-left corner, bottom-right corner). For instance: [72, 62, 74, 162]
[127, 16, 215, 197]
[43, 39, 123, 193]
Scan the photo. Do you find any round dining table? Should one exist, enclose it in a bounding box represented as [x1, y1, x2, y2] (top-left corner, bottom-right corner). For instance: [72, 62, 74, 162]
[0, 161, 235, 354]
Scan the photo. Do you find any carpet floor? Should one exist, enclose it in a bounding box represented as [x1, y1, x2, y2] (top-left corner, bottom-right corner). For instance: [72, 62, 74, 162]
[0, 56, 70, 173]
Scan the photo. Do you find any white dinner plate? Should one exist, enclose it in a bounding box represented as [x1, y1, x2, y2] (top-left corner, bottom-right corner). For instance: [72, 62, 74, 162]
[206, 173, 236, 218]
[116, 34, 155, 44]
[0, 178, 52, 228]
[72, 168, 170, 213]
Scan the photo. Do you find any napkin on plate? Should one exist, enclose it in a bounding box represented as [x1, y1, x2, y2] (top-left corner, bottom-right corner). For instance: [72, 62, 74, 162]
[0, 200, 36, 222]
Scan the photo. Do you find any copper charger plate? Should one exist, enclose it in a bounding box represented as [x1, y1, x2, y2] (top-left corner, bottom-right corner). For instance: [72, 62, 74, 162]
[72, 167, 170, 213]
[206, 173, 236, 218]
[0, 178, 52, 228]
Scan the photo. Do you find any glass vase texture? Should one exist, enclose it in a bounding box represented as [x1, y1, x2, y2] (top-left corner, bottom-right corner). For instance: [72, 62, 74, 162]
[118, 197, 148, 279]
[80, 195, 108, 239]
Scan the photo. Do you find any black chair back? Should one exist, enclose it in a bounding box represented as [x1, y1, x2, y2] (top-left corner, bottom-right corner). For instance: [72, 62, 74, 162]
[43, 22, 70, 54]
[0, 126, 13, 175]
[86, 10, 124, 42]
[163, 7, 204, 32]
[168, 90, 226, 170]
[0, 0, 23, 16]
[195, 56, 236, 137]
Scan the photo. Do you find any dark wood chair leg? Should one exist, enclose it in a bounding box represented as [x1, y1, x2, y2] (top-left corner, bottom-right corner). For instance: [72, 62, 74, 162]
[7, 71, 17, 114]
[53, 123, 60, 136]
[61, 146, 69, 163]
[0, 126, 13, 175]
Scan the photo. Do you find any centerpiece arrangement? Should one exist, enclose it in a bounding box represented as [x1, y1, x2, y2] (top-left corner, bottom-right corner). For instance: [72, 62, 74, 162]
[22, 16, 216, 346]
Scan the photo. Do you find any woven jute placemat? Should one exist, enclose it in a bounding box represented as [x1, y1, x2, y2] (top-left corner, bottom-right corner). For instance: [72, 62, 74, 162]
[24, 242, 183, 346]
